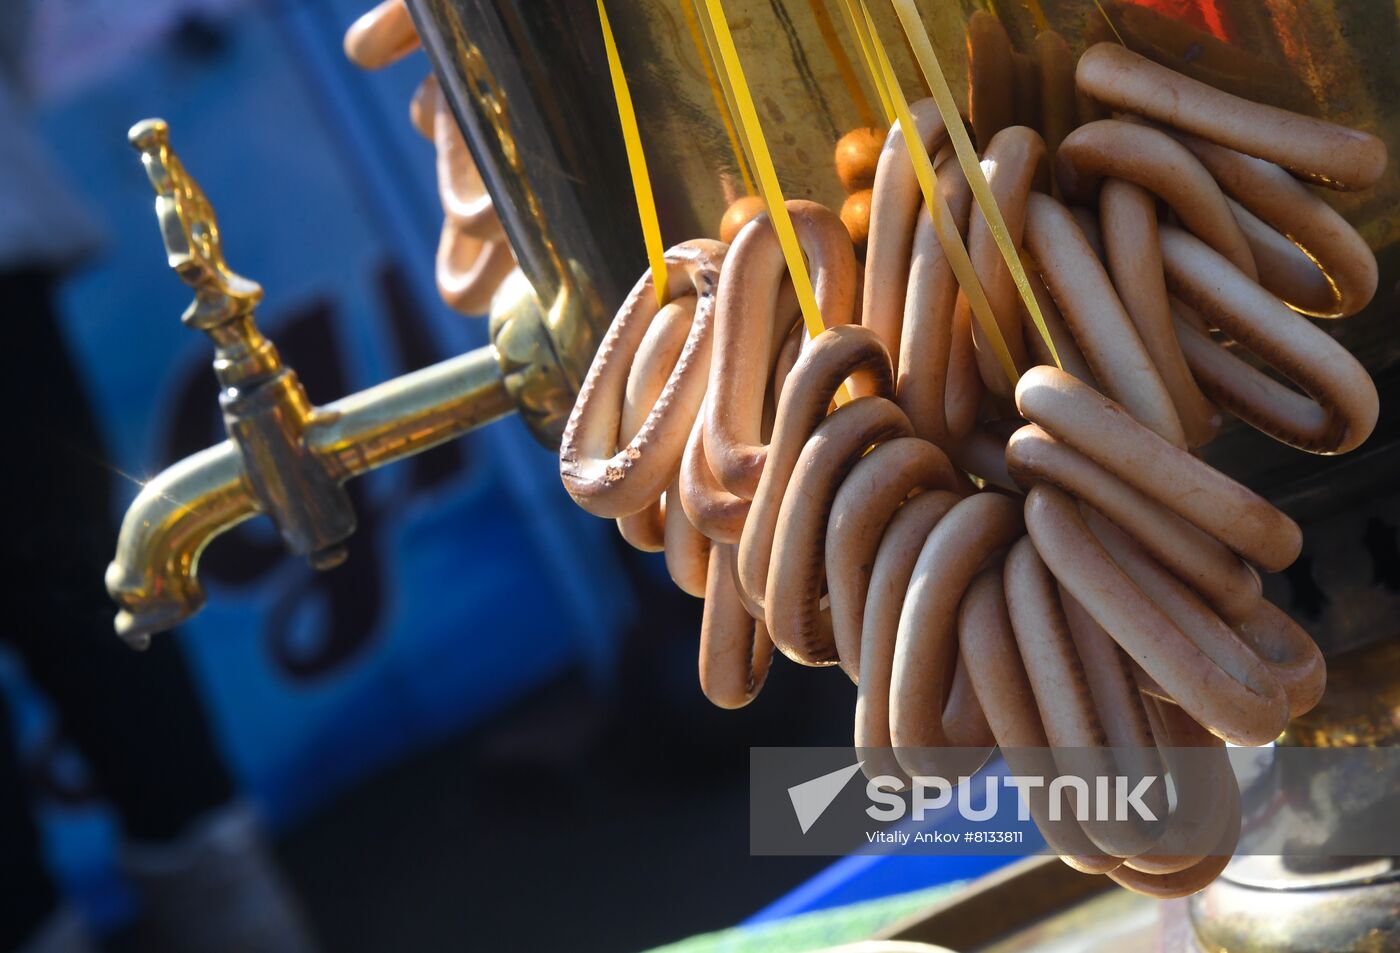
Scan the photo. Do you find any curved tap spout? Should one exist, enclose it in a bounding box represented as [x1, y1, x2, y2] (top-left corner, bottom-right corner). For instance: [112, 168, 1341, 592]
[106, 341, 519, 644]
[106, 442, 257, 648]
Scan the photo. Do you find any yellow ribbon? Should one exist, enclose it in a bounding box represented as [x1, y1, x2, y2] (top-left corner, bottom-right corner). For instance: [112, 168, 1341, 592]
[1091, 0, 1128, 45]
[697, 0, 852, 404]
[835, 0, 895, 125]
[885, 0, 1062, 373]
[681, 0, 757, 197]
[598, 0, 668, 307]
[1021, 0, 1050, 34]
[856, 0, 1020, 385]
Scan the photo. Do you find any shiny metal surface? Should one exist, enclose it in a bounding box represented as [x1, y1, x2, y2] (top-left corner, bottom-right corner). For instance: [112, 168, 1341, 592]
[106, 441, 256, 645]
[404, 0, 955, 401]
[408, 0, 1400, 392]
[108, 122, 523, 644]
[126, 118, 356, 574]
[108, 342, 514, 646]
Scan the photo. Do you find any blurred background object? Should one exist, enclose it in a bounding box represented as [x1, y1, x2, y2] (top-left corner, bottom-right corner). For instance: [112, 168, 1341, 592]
[2, 0, 313, 949]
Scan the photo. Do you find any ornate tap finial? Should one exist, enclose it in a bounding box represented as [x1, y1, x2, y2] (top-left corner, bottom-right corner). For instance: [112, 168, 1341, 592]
[129, 118, 263, 330]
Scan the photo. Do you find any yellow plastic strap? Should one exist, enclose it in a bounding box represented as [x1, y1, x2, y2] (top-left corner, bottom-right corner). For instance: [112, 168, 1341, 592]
[859, 0, 1019, 386]
[886, 0, 1062, 371]
[837, 0, 895, 125]
[699, 0, 851, 404]
[694, 0, 763, 198]
[681, 0, 756, 196]
[598, 0, 668, 308]
[1091, 0, 1127, 45]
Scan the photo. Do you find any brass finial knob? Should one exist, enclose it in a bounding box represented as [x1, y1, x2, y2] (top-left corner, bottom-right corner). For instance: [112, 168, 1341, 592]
[130, 118, 282, 390]
[129, 117, 264, 333]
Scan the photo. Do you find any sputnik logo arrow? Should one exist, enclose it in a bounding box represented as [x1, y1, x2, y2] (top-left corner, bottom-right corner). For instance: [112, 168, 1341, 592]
[787, 761, 864, 834]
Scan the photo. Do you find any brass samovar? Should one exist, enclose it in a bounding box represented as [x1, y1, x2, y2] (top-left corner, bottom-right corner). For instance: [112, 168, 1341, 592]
[107, 1, 1400, 948]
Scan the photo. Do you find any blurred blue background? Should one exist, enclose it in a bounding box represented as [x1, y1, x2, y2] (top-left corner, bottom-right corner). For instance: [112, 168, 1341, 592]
[15, 0, 635, 931]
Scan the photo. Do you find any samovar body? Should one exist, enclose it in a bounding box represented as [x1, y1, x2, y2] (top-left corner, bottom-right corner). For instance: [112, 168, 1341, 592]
[409, 0, 1400, 390]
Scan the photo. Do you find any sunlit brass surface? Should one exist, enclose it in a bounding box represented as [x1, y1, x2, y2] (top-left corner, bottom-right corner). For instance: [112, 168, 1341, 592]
[107, 442, 257, 646]
[108, 342, 515, 646]
[404, 0, 945, 383]
[407, 0, 1400, 430]
[1286, 641, 1400, 748]
[108, 122, 529, 645]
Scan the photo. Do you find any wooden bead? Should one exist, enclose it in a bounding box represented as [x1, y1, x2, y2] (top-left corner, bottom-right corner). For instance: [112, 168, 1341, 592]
[719, 195, 767, 244]
[834, 127, 885, 193]
[840, 189, 873, 251]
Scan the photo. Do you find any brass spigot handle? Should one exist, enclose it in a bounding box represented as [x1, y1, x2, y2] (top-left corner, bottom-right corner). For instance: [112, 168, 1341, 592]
[130, 120, 265, 348]
[109, 119, 537, 645]
[127, 120, 358, 583]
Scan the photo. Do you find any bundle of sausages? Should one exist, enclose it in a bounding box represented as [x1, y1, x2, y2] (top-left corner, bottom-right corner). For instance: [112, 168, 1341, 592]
[559, 42, 1385, 896]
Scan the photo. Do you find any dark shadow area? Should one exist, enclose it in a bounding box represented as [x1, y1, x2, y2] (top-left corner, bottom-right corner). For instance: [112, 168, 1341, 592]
[272, 547, 860, 953]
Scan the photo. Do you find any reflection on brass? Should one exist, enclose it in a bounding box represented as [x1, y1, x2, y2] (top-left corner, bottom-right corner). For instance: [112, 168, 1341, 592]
[408, 0, 1400, 282]
[107, 122, 554, 644]
[407, 0, 1400, 512]
[1174, 639, 1400, 951]
[1184, 863, 1400, 953]
[406, 0, 960, 407]
[1286, 640, 1400, 748]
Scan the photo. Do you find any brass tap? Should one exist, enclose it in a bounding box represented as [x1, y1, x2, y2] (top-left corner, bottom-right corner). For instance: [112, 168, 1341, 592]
[107, 120, 576, 647]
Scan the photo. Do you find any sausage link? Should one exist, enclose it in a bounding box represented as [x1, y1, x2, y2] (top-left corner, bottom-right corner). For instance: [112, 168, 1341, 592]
[560, 241, 726, 517]
[1076, 43, 1386, 191]
[705, 201, 857, 500]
